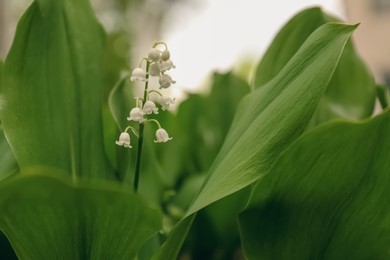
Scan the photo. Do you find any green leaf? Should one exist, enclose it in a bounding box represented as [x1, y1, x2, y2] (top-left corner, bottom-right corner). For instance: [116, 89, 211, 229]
[108, 76, 133, 181]
[377, 84, 390, 110]
[253, 7, 375, 125]
[150, 73, 250, 259]
[308, 40, 376, 126]
[108, 75, 132, 131]
[260, 8, 376, 125]
[239, 111, 390, 259]
[0, 59, 3, 81]
[186, 23, 357, 216]
[152, 214, 196, 260]
[253, 7, 328, 87]
[0, 167, 162, 259]
[0, 126, 18, 180]
[159, 72, 250, 185]
[0, 0, 113, 179]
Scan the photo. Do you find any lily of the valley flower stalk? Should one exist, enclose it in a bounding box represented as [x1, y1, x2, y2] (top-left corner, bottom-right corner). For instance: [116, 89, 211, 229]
[116, 41, 175, 193]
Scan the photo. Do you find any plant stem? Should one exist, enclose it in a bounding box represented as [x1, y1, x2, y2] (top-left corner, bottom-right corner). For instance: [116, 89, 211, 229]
[134, 61, 150, 193]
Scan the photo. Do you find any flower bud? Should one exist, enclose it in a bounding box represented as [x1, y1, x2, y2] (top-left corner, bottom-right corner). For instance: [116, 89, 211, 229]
[148, 48, 161, 62]
[161, 50, 170, 61]
[149, 62, 161, 76]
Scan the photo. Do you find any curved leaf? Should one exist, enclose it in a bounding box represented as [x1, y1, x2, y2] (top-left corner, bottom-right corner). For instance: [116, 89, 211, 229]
[253, 7, 376, 125]
[151, 72, 250, 259]
[186, 23, 357, 216]
[0, 0, 112, 179]
[108, 76, 132, 131]
[253, 7, 328, 87]
[0, 167, 162, 259]
[239, 111, 390, 259]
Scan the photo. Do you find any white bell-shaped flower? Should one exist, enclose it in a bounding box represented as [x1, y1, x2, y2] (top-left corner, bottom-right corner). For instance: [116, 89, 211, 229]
[127, 107, 145, 123]
[115, 132, 132, 148]
[154, 128, 173, 143]
[160, 96, 175, 111]
[149, 62, 161, 76]
[143, 100, 159, 115]
[159, 74, 176, 89]
[130, 67, 147, 81]
[161, 50, 170, 61]
[148, 48, 161, 62]
[160, 59, 176, 72]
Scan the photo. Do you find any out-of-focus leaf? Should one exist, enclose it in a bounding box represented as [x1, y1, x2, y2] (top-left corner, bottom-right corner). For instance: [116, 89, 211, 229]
[152, 214, 195, 260]
[0, 232, 17, 260]
[0, 167, 162, 259]
[308, 40, 376, 126]
[154, 23, 356, 260]
[377, 84, 390, 109]
[253, 7, 376, 125]
[108, 76, 132, 131]
[108, 76, 133, 181]
[239, 111, 390, 259]
[186, 23, 356, 216]
[151, 72, 250, 259]
[0, 59, 3, 81]
[253, 7, 328, 87]
[0, 0, 112, 179]
[0, 127, 18, 181]
[154, 72, 251, 187]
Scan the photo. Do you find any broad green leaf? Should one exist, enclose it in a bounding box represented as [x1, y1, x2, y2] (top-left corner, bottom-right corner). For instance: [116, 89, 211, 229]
[0, 167, 162, 259]
[186, 23, 357, 216]
[239, 111, 390, 259]
[0, 0, 113, 179]
[253, 7, 375, 124]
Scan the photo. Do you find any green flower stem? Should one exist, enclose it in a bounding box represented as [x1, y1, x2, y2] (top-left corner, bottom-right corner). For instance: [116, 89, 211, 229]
[153, 41, 167, 49]
[148, 89, 163, 97]
[145, 119, 162, 129]
[124, 126, 139, 138]
[134, 61, 150, 193]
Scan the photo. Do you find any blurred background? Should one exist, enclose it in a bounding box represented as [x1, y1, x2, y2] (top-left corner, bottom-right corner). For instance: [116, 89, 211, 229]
[0, 0, 389, 99]
[0, 1, 389, 259]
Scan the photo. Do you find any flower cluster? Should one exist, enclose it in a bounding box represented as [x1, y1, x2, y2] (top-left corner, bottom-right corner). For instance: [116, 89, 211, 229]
[116, 41, 175, 148]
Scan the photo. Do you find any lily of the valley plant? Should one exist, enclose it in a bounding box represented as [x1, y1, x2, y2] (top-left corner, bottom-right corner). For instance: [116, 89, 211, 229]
[0, 1, 389, 260]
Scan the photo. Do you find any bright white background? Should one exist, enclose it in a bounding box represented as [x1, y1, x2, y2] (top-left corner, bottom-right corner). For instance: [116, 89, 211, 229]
[161, 0, 345, 94]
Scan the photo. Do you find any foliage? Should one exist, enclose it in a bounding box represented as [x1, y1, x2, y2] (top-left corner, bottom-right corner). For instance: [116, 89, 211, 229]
[0, 2, 387, 260]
